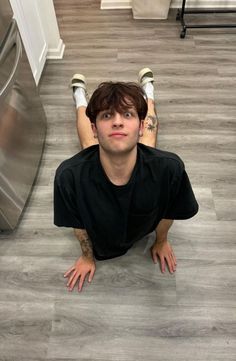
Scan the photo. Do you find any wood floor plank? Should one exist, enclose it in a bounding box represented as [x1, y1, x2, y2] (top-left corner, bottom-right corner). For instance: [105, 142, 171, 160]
[0, 302, 54, 360]
[176, 259, 236, 306]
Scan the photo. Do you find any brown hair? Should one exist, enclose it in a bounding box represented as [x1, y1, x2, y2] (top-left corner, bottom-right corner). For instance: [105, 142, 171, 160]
[86, 82, 147, 123]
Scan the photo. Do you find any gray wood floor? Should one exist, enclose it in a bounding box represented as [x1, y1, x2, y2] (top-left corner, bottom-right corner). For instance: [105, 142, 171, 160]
[1, 1, 236, 360]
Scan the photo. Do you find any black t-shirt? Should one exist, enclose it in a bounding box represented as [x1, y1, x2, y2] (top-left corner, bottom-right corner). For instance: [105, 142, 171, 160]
[54, 144, 198, 260]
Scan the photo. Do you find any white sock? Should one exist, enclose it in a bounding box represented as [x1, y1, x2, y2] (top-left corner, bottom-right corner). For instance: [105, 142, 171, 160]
[142, 81, 154, 100]
[73, 87, 88, 108]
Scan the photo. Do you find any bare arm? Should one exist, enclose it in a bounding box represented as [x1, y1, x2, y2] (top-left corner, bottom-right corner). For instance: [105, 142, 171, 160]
[64, 228, 96, 292]
[74, 228, 94, 260]
[150, 219, 177, 274]
[155, 219, 173, 242]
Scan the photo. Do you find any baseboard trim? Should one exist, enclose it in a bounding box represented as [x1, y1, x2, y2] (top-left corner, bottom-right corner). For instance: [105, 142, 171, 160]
[101, 0, 236, 10]
[101, 0, 132, 9]
[47, 39, 65, 60]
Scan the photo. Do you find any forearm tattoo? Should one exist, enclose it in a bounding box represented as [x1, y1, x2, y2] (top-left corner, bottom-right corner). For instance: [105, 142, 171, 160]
[145, 114, 159, 132]
[74, 229, 94, 260]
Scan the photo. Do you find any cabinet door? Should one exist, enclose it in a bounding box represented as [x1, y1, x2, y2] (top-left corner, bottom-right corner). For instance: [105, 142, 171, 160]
[9, 0, 48, 84]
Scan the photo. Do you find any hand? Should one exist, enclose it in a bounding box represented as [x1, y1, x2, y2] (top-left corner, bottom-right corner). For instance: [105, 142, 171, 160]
[64, 256, 96, 292]
[150, 240, 177, 274]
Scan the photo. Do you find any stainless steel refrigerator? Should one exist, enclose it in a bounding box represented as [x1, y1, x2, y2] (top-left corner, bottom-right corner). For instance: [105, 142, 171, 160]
[0, 0, 47, 230]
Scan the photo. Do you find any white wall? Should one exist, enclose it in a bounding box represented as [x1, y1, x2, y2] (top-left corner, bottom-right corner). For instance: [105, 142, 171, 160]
[101, 0, 236, 9]
[171, 0, 236, 7]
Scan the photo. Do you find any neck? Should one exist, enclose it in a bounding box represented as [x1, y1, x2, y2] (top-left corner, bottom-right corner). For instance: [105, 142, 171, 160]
[99, 146, 137, 186]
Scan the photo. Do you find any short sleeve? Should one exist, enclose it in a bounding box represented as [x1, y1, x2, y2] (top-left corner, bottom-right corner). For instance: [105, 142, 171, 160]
[163, 160, 199, 220]
[54, 168, 84, 228]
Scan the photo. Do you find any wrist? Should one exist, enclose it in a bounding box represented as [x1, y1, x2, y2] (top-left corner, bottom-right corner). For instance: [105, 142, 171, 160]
[81, 254, 94, 262]
[155, 237, 167, 245]
[155, 219, 173, 243]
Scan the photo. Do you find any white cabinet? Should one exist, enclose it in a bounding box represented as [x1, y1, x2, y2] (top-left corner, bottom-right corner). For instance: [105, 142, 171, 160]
[37, 0, 65, 60]
[9, 0, 65, 85]
[9, 0, 47, 84]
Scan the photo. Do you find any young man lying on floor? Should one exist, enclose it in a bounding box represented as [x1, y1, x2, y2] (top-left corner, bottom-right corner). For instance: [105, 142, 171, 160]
[54, 68, 198, 292]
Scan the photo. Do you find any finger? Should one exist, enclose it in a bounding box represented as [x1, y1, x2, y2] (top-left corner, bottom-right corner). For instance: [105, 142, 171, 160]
[78, 274, 86, 292]
[170, 252, 177, 269]
[152, 250, 158, 264]
[160, 256, 165, 273]
[64, 265, 75, 278]
[166, 255, 174, 274]
[172, 252, 177, 265]
[67, 269, 77, 287]
[169, 251, 177, 267]
[69, 272, 80, 291]
[88, 268, 95, 283]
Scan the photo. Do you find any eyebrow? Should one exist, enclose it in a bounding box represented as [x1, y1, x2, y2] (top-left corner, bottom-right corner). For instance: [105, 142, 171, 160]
[98, 109, 111, 115]
[122, 107, 138, 115]
[98, 107, 137, 117]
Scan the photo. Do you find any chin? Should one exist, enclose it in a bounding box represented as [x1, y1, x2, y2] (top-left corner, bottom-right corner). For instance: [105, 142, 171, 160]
[100, 143, 138, 156]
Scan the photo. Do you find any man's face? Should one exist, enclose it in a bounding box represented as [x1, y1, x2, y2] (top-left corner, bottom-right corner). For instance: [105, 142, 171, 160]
[91, 105, 144, 156]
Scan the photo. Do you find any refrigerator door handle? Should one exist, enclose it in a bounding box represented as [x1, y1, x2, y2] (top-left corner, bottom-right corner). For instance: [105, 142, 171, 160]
[0, 20, 22, 98]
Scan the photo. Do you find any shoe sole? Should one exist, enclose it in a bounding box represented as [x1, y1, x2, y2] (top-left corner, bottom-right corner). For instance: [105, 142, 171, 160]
[138, 67, 154, 86]
[70, 73, 86, 90]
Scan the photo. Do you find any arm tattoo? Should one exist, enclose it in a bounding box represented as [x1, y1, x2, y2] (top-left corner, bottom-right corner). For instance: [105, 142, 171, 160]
[146, 114, 159, 132]
[74, 229, 94, 260]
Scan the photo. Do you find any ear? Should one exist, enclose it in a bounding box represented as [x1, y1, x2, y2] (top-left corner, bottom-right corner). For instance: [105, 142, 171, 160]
[91, 122, 98, 138]
[139, 120, 144, 137]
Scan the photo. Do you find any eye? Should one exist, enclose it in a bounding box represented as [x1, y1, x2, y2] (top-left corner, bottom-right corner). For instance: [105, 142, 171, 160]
[102, 113, 111, 119]
[124, 112, 132, 118]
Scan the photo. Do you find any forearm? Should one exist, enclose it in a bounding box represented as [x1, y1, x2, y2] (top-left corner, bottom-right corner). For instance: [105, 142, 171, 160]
[74, 228, 94, 260]
[155, 219, 173, 243]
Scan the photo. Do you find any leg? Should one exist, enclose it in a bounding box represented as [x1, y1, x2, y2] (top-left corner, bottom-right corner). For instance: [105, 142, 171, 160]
[138, 68, 159, 148]
[71, 74, 98, 149]
[140, 98, 159, 148]
[76, 106, 98, 149]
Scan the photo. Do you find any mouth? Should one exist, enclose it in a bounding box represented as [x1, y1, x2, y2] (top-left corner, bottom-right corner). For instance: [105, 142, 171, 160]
[109, 132, 127, 138]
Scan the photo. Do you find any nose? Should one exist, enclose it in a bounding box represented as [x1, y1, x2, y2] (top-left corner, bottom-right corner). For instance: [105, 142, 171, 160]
[112, 112, 124, 128]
